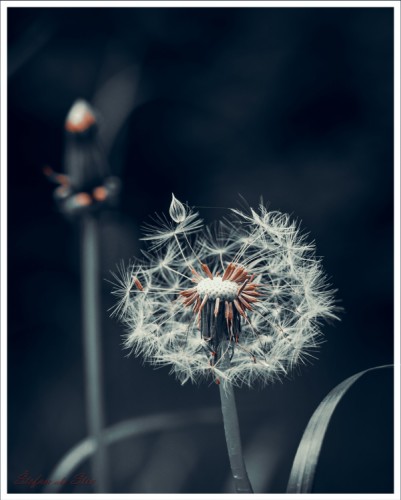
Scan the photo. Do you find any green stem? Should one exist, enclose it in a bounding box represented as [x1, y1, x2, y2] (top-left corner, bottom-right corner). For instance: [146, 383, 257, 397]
[218, 344, 253, 493]
[81, 214, 109, 492]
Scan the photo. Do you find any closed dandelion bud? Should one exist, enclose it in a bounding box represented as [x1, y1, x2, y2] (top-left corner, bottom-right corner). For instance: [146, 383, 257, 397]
[64, 99, 110, 193]
[44, 99, 121, 216]
[113, 198, 339, 388]
[169, 193, 187, 223]
[65, 99, 97, 134]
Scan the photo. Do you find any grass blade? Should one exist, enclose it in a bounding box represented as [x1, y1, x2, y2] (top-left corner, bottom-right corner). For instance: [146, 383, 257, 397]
[286, 364, 393, 493]
[44, 407, 221, 493]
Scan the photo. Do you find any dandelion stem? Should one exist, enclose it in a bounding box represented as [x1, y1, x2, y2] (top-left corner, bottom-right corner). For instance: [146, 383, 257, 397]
[218, 343, 253, 493]
[81, 214, 109, 492]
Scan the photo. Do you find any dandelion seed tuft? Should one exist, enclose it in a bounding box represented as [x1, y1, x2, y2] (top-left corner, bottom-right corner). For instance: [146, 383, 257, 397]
[113, 198, 339, 387]
[169, 193, 187, 223]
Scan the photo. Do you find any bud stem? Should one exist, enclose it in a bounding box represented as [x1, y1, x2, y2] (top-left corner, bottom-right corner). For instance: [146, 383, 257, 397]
[218, 342, 253, 493]
[81, 214, 109, 492]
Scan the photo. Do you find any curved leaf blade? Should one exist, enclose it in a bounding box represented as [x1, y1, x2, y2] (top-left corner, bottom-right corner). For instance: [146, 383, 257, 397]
[44, 407, 221, 493]
[286, 364, 393, 493]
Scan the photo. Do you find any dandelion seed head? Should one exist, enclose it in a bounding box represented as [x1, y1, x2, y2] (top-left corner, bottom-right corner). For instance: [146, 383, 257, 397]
[113, 195, 339, 388]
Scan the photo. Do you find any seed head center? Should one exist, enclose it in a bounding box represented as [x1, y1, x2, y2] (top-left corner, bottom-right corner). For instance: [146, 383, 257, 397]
[196, 276, 238, 301]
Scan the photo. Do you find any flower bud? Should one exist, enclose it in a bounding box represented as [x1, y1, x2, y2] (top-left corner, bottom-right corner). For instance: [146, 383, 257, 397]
[45, 99, 121, 218]
[65, 99, 96, 134]
[64, 99, 109, 193]
[169, 193, 187, 223]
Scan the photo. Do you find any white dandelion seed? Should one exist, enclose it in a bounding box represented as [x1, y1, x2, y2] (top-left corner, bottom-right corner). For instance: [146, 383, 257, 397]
[169, 193, 187, 223]
[113, 194, 339, 387]
[141, 195, 203, 249]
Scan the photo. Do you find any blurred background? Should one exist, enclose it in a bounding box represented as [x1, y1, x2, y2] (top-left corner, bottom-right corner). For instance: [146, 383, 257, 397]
[7, 6, 394, 494]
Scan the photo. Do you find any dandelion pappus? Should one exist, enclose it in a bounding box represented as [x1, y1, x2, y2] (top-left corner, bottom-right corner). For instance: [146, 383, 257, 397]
[112, 194, 339, 387]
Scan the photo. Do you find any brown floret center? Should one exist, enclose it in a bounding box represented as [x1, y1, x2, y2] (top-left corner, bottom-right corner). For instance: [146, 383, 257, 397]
[180, 262, 262, 321]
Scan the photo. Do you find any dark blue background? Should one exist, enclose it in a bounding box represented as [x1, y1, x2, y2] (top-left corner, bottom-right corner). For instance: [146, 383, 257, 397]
[7, 6, 394, 493]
